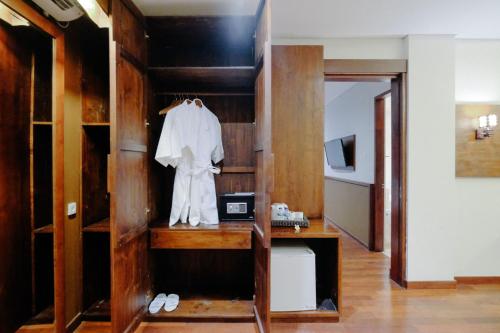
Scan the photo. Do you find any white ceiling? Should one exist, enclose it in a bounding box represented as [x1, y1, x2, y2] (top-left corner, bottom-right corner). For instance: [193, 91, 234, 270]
[324, 82, 356, 106]
[132, 0, 260, 16]
[132, 0, 500, 38]
[272, 0, 500, 39]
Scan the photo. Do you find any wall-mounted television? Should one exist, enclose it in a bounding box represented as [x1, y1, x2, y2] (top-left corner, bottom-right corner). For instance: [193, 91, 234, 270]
[324, 135, 356, 171]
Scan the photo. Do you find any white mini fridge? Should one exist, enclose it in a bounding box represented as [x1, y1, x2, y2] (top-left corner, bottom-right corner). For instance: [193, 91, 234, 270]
[271, 241, 316, 312]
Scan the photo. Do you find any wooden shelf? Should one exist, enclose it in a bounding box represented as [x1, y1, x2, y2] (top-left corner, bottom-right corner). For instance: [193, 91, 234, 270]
[25, 305, 54, 325]
[145, 299, 254, 322]
[222, 166, 255, 174]
[82, 299, 110, 321]
[148, 66, 255, 92]
[150, 221, 253, 249]
[33, 224, 54, 234]
[83, 218, 110, 233]
[271, 309, 339, 323]
[271, 219, 341, 239]
[33, 121, 52, 125]
[82, 122, 110, 127]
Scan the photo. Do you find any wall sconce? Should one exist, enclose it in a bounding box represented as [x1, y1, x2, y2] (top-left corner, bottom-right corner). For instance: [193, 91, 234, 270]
[476, 114, 497, 139]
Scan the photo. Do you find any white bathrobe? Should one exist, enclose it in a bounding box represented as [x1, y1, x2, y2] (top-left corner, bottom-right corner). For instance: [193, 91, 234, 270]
[155, 100, 224, 226]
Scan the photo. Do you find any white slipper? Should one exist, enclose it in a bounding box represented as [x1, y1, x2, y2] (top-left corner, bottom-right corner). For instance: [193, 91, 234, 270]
[164, 294, 179, 312]
[148, 293, 167, 314]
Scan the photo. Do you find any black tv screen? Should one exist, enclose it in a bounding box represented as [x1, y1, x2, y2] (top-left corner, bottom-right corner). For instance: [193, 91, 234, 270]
[324, 135, 355, 170]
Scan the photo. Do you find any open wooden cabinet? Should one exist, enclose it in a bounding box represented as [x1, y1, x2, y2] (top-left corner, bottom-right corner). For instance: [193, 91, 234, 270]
[1, 0, 339, 332]
[0, 1, 65, 332]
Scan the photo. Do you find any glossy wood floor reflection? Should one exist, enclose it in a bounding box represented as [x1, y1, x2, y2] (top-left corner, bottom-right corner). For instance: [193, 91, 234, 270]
[71, 231, 500, 333]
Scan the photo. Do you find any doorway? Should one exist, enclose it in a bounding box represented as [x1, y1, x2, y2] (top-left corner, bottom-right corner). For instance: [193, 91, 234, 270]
[324, 59, 407, 286]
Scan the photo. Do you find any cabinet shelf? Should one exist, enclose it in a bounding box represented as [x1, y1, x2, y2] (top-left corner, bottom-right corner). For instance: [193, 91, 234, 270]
[149, 66, 255, 92]
[150, 221, 253, 250]
[271, 309, 339, 323]
[34, 224, 53, 234]
[83, 218, 110, 233]
[33, 121, 52, 126]
[145, 299, 254, 322]
[271, 219, 341, 239]
[25, 305, 54, 325]
[82, 299, 110, 321]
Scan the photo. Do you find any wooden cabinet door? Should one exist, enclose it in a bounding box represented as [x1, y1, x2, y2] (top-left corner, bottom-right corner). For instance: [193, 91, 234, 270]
[109, 1, 149, 332]
[254, 1, 272, 332]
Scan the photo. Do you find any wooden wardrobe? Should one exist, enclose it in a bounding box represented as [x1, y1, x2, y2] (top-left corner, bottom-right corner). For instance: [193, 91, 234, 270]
[1, 0, 341, 332]
[0, 1, 65, 332]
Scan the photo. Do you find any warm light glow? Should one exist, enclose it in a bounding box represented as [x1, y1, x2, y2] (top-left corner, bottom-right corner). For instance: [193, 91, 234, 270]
[488, 114, 497, 127]
[479, 115, 488, 128]
[77, 0, 109, 28]
[0, 2, 29, 26]
[78, 0, 95, 11]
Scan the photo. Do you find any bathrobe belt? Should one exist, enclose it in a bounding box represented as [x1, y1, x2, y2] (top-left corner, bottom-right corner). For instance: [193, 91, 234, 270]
[177, 164, 221, 176]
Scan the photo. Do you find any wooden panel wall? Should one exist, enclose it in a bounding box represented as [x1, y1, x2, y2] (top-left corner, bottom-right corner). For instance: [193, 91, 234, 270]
[456, 104, 500, 177]
[110, 1, 149, 332]
[63, 64, 83, 326]
[271, 45, 324, 218]
[0, 21, 33, 333]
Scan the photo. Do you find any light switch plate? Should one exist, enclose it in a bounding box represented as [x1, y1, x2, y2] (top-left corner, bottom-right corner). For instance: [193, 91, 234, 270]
[67, 202, 77, 216]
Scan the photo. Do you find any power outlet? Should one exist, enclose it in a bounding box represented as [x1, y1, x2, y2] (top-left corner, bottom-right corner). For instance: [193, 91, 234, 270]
[67, 202, 77, 216]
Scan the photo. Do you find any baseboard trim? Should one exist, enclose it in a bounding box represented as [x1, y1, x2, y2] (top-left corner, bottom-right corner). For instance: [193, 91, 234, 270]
[455, 276, 500, 285]
[325, 216, 369, 250]
[405, 280, 457, 289]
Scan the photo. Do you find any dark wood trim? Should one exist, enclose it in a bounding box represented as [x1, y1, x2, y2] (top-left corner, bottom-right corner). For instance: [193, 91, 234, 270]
[324, 62, 407, 288]
[405, 281, 457, 290]
[372, 91, 391, 253]
[455, 276, 500, 285]
[324, 176, 372, 188]
[367, 184, 378, 251]
[324, 59, 407, 75]
[389, 75, 405, 286]
[271, 310, 339, 323]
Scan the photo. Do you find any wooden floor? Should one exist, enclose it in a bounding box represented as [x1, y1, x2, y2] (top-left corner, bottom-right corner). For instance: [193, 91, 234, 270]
[20, 231, 500, 333]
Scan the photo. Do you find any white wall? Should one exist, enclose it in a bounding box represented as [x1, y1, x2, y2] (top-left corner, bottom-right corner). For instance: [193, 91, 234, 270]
[324, 82, 390, 183]
[274, 38, 405, 60]
[272, 0, 500, 39]
[405, 35, 457, 281]
[455, 40, 500, 277]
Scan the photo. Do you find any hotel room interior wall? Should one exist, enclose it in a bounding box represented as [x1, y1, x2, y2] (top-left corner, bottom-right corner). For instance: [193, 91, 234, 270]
[324, 82, 390, 183]
[455, 39, 500, 276]
[405, 35, 457, 282]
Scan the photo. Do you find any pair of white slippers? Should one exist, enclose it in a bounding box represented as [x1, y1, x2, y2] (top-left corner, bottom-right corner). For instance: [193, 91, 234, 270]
[148, 293, 179, 314]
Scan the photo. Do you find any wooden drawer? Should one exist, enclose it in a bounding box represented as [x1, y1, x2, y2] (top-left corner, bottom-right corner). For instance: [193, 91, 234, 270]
[150, 222, 253, 250]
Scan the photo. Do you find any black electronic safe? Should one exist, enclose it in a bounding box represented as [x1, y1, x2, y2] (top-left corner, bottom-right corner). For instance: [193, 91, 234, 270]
[218, 192, 255, 221]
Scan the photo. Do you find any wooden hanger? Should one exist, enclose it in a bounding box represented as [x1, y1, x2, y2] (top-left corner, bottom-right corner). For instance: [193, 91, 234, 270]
[159, 95, 182, 115]
[193, 98, 203, 108]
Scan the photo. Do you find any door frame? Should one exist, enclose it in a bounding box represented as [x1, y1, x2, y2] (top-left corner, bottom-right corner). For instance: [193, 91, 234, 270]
[0, 0, 66, 331]
[324, 59, 408, 286]
[372, 90, 391, 252]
